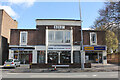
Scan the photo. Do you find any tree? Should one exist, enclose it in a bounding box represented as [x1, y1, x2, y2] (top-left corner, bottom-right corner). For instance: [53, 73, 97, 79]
[106, 30, 118, 53]
[91, 2, 120, 30]
[91, 1, 119, 53]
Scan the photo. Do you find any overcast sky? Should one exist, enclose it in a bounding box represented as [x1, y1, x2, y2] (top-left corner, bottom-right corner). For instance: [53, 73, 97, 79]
[0, 1, 105, 29]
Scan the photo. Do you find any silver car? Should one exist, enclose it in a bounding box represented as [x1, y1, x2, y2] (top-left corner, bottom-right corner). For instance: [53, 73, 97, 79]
[4, 59, 20, 68]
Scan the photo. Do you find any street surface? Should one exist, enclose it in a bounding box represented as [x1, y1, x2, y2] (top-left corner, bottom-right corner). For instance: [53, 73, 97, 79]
[0, 63, 119, 78]
[1, 72, 118, 78]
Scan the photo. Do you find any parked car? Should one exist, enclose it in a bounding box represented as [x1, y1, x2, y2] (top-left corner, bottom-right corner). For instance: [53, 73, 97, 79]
[4, 59, 20, 68]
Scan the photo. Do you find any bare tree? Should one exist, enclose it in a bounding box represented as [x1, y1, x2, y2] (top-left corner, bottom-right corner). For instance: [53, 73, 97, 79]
[91, 1, 120, 53]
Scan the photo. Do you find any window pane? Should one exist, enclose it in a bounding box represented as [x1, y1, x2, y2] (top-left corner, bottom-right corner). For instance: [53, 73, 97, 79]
[55, 31, 63, 43]
[91, 33, 96, 43]
[65, 31, 70, 43]
[48, 31, 54, 42]
[21, 33, 27, 43]
[48, 30, 71, 43]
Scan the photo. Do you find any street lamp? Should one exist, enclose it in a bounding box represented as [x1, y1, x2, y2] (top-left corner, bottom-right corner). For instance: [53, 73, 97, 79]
[79, 0, 85, 70]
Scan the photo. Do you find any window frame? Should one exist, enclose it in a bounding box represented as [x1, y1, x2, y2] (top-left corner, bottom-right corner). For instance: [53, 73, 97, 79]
[48, 30, 71, 45]
[90, 32, 97, 45]
[20, 31, 28, 45]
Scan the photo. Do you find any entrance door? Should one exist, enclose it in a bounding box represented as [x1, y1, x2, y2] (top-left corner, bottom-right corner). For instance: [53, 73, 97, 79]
[85, 52, 102, 63]
[29, 53, 32, 64]
[18, 51, 32, 64]
[19, 54, 29, 64]
[48, 53, 58, 64]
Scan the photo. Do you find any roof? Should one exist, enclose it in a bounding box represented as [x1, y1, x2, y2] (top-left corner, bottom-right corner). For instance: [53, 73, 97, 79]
[36, 19, 81, 26]
[36, 19, 81, 21]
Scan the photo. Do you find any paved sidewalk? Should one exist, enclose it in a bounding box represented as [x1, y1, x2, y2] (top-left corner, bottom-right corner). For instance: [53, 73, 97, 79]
[1, 63, 119, 73]
[0, 65, 3, 68]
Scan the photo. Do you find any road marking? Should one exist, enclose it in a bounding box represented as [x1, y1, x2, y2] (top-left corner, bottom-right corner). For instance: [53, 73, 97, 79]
[93, 75, 97, 77]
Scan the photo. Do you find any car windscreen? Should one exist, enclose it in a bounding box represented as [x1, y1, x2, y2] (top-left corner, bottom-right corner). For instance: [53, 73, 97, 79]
[6, 59, 13, 62]
[14, 60, 19, 62]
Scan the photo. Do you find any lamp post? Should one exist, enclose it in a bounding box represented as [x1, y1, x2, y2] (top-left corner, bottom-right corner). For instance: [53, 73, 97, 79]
[79, 0, 85, 70]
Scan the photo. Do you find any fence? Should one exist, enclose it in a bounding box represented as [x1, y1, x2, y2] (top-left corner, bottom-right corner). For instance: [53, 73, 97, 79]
[107, 52, 120, 64]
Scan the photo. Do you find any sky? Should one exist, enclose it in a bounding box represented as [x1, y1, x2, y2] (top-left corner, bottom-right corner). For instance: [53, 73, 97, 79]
[0, 1, 105, 29]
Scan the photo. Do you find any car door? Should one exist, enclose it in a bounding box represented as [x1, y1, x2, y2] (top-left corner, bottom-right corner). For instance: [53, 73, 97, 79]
[14, 59, 18, 66]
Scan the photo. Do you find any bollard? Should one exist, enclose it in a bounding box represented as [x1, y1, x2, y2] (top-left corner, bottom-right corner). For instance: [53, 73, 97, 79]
[54, 65, 56, 70]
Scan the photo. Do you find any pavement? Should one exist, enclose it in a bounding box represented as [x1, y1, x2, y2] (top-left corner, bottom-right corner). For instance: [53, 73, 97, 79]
[1, 63, 119, 73]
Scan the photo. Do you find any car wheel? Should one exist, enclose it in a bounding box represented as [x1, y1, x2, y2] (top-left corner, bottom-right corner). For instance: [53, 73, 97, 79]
[14, 64, 16, 68]
[14, 66, 16, 68]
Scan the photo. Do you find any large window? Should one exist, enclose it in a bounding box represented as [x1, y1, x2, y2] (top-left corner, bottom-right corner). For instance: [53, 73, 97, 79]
[90, 32, 97, 45]
[48, 30, 71, 44]
[20, 31, 27, 45]
[37, 51, 45, 63]
[55, 31, 63, 43]
[48, 31, 54, 41]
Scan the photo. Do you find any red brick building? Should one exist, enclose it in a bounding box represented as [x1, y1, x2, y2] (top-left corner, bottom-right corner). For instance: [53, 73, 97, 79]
[0, 9, 18, 64]
[9, 19, 107, 67]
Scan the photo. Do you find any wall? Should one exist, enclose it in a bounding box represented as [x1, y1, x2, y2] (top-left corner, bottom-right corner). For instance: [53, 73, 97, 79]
[0, 36, 9, 65]
[0, 10, 3, 35]
[10, 26, 106, 46]
[0, 36, 2, 64]
[10, 28, 46, 45]
[0, 10, 18, 43]
[107, 52, 120, 64]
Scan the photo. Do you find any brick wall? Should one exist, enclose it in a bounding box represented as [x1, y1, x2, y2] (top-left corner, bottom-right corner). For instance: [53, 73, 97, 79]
[107, 52, 120, 64]
[10, 26, 106, 46]
[0, 10, 18, 43]
[10, 28, 46, 45]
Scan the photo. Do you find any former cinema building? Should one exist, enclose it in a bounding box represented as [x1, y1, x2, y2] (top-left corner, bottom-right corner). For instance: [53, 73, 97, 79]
[9, 19, 107, 68]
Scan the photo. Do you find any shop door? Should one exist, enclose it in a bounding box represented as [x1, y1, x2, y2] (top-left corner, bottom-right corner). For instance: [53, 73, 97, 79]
[29, 53, 32, 64]
[19, 54, 29, 64]
[48, 53, 58, 64]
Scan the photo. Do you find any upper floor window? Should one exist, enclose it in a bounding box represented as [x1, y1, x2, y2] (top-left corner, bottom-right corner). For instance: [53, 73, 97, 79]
[48, 30, 71, 44]
[20, 31, 28, 45]
[90, 32, 97, 45]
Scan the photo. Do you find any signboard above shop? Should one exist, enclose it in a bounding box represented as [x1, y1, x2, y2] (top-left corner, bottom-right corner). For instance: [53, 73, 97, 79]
[84, 46, 106, 51]
[48, 46, 71, 51]
[10, 47, 34, 51]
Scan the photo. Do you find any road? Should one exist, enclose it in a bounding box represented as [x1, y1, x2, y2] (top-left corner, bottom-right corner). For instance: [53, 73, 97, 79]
[0, 64, 119, 79]
[1, 72, 118, 78]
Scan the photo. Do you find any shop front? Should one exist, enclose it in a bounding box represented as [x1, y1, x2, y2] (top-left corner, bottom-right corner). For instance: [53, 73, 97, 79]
[47, 45, 71, 64]
[85, 51, 102, 63]
[9, 47, 34, 64]
[84, 46, 107, 64]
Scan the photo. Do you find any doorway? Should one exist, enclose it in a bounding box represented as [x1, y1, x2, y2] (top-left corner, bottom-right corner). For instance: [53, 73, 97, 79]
[14, 51, 33, 64]
[85, 51, 102, 63]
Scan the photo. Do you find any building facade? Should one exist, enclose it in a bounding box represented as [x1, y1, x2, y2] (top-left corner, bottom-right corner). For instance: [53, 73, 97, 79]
[9, 19, 107, 67]
[0, 9, 18, 64]
[0, 36, 9, 65]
